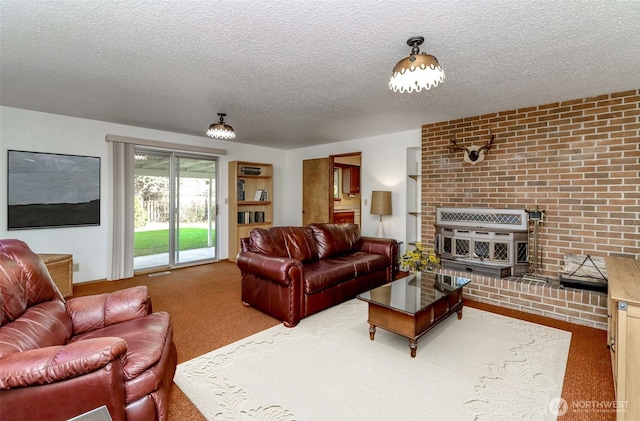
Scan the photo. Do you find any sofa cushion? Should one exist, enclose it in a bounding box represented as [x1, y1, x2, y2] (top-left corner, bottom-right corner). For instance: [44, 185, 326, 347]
[251, 226, 318, 263]
[337, 252, 390, 277]
[281, 227, 318, 263]
[303, 259, 357, 294]
[309, 223, 362, 259]
[249, 228, 288, 258]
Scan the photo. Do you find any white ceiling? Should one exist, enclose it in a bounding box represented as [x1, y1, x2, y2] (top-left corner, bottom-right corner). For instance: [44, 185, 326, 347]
[1, 1, 639, 150]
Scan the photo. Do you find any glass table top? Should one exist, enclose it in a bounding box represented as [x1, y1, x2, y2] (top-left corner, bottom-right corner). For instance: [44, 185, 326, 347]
[357, 272, 471, 315]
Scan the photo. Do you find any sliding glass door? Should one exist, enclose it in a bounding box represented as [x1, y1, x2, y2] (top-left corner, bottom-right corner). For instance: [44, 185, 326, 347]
[174, 156, 217, 264]
[134, 149, 218, 271]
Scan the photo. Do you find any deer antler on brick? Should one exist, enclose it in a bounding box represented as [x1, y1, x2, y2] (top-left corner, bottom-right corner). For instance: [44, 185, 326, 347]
[447, 129, 496, 165]
[447, 133, 469, 153]
[478, 129, 495, 153]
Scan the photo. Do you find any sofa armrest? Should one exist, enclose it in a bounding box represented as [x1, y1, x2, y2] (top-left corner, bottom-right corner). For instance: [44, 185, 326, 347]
[67, 286, 151, 335]
[359, 237, 398, 280]
[360, 236, 398, 258]
[236, 252, 303, 286]
[0, 337, 127, 389]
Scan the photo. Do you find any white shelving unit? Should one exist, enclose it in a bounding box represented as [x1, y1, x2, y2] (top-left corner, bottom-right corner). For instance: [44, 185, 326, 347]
[406, 147, 421, 253]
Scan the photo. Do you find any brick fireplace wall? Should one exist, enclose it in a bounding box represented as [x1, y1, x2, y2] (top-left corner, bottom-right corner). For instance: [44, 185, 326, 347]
[421, 89, 640, 279]
[421, 89, 638, 329]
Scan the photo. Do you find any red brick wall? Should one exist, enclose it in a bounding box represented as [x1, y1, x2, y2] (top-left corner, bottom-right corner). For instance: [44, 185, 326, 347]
[421, 89, 640, 278]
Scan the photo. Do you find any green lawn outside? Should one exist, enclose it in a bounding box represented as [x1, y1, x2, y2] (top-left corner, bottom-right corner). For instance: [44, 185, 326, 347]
[134, 228, 214, 256]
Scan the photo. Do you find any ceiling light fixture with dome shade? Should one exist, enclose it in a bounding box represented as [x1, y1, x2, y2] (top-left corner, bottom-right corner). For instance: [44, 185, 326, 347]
[389, 36, 445, 93]
[206, 113, 236, 139]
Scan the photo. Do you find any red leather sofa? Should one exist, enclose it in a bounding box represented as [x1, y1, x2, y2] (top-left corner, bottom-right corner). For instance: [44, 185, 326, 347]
[237, 223, 398, 327]
[0, 239, 177, 421]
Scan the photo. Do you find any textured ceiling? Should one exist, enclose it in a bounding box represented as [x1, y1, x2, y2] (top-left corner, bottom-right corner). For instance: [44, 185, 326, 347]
[1, 0, 639, 150]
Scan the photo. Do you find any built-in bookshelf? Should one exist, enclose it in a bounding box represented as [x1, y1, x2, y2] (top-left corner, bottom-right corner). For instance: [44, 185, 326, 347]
[228, 161, 273, 262]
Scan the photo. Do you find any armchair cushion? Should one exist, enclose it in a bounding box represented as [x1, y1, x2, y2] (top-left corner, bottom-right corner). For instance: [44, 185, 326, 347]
[67, 286, 151, 335]
[0, 337, 127, 388]
[71, 312, 170, 381]
[0, 300, 72, 357]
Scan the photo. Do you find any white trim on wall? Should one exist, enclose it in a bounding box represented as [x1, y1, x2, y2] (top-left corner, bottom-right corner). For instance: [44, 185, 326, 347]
[105, 134, 227, 156]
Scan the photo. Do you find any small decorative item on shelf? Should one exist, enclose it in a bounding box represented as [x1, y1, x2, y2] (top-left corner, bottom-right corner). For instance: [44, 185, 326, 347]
[401, 242, 441, 272]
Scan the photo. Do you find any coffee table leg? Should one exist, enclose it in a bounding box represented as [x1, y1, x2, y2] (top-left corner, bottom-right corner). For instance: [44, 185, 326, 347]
[409, 339, 417, 358]
[457, 307, 463, 320]
[369, 324, 376, 340]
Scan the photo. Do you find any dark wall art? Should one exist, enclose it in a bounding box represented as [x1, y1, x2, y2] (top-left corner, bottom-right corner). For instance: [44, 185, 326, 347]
[7, 150, 100, 230]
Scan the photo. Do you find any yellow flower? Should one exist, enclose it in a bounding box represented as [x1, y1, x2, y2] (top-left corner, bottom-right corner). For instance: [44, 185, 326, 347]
[400, 242, 440, 272]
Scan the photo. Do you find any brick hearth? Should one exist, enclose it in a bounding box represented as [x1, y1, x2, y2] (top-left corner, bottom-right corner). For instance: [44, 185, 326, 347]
[441, 269, 608, 330]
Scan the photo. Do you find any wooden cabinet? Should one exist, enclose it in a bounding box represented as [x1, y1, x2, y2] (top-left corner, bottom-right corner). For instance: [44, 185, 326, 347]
[334, 211, 355, 224]
[228, 161, 273, 262]
[339, 164, 360, 195]
[606, 256, 640, 421]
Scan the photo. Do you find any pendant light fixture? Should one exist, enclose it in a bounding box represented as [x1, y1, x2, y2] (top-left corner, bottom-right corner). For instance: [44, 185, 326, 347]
[206, 113, 236, 140]
[389, 36, 444, 93]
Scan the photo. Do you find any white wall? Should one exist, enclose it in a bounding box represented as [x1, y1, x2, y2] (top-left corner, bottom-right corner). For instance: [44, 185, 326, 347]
[284, 130, 421, 250]
[0, 106, 285, 282]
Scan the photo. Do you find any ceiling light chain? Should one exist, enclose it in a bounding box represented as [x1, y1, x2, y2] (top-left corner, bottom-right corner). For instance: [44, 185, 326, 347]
[389, 35, 445, 93]
[206, 113, 236, 140]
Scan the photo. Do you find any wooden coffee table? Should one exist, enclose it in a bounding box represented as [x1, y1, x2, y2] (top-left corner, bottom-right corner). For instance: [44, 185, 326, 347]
[357, 272, 471, 357]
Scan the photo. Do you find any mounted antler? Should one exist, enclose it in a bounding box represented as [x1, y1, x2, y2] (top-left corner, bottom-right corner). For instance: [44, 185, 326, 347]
[477, 129, 495, 154]
[447, 134, 469, 154]
[448, 129, 496, 165]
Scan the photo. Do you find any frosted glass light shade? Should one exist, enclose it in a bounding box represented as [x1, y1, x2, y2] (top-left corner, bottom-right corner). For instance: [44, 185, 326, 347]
[206, 113, 236, 139]
[206, 123, 236, 139]
[389, 53, 445, 93]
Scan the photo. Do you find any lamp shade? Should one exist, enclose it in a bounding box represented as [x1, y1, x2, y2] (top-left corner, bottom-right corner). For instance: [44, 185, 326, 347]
[370, 191, 392, 216]
[389, 36, 444, 93]
[389, 53, 445, 93]
[206, 113, 236, 139]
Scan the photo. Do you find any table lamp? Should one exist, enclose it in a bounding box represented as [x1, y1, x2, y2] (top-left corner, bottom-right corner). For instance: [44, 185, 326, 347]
[370, 190, 392, 237]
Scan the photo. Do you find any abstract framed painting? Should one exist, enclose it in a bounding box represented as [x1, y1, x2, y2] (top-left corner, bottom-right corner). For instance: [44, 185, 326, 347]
[7, 150, 100, 230]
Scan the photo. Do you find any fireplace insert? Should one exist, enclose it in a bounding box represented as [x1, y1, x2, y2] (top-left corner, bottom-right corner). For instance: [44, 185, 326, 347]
[435, 207, 529, 278]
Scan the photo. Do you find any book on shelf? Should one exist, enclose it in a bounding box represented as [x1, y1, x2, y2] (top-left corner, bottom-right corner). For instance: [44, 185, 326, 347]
[240, 166, 262, 175]
[237, 211, 266, 224]
[237, 180, 245, 201]
[252, 189, 269, 201]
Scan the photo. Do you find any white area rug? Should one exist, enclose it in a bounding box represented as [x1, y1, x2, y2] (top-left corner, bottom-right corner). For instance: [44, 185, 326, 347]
[175, 299, 571, 421]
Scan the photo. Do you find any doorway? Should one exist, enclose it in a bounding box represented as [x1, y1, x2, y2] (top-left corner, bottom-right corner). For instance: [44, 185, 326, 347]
[302, 152, 361, 226]
[332, 153, 362, 226]
[133, 149, 218, 271]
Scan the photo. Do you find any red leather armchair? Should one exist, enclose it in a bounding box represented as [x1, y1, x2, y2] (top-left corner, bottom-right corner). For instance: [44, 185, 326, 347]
[0, 239, 177, 421]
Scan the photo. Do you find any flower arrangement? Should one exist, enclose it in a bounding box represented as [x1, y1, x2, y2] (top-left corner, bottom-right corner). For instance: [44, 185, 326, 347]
[400, 243, 440, 272]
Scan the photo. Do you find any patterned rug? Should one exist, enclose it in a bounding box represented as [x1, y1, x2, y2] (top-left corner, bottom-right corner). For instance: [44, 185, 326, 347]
[175, 299, 571, 421]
